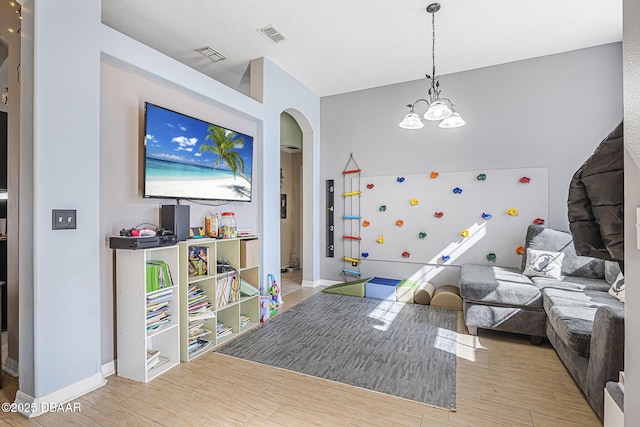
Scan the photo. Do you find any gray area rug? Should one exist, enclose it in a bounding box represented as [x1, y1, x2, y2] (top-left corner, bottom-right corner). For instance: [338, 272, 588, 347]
[217, 292, 457, 410]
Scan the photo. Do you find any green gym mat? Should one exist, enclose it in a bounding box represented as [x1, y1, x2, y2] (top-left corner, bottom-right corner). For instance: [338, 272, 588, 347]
[322, 277, 371, 297]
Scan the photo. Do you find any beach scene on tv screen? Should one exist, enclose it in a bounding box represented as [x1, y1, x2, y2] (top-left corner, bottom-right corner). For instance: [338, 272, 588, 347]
[144, 104, 253, 201]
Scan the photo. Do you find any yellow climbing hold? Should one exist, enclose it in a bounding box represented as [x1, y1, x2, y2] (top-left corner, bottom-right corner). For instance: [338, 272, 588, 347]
[376, 237, 385, 244]
[507, 208, 519, 216]
[460, 229, 470, 238]
[410, 198, 419, 206]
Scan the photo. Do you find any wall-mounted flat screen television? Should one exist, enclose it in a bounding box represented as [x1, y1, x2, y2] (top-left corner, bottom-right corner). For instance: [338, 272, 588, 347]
[143, 102, 253, 202]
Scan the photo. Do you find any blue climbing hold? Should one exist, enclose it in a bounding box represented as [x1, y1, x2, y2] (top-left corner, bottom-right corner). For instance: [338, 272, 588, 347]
[453, 187, 463, 194]
[361, 252, 369, 258]
[482, 212, 493, 220]
[441, 255, 451, 262]
[397, 177, 405, 183]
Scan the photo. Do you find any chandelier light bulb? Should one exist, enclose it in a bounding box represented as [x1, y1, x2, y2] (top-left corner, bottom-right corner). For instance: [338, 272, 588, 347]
[399, 3, 465, 130]
[439, 111, 466, 128]
[424, 100, 452, 120]
[399, 112, 424, 129]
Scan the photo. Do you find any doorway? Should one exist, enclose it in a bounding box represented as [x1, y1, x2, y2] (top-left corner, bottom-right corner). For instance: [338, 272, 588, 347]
[279, 112, 303, 296]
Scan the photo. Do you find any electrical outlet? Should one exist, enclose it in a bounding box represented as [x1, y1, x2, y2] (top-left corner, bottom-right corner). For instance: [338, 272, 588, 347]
[52, 209, 77, 230]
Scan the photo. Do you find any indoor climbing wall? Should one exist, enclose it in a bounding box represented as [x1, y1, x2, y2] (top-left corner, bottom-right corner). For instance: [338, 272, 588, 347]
[359, 167, 548, 268]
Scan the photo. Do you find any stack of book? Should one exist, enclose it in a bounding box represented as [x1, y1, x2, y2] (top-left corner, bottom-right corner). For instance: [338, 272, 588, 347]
[146, 288, 173, 331]
[146, 348, 169, 370]
[187, 286, 215, 321]
[216, 272, 239, 307]
[216, 321, 233, 339]
[240, 314, 250, 328]
[188, 339, 213, 355]
[146, 260, 173, 293]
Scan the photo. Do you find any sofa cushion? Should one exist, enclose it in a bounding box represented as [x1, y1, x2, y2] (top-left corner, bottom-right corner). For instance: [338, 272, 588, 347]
[522, 249, 564, 279]
[532, 276, 612, 293]
[541, 287, 623, 357]
[460, 264, 541, 308]
[546, 305, 597, 358]
[542, 287, 622, 312]
[521, 225, 605, 279]
[608, 272, 625, 303]
[605, 261, 622, 285]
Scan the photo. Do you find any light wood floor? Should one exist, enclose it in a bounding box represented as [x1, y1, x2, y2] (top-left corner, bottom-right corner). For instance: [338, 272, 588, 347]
[0, 286, 600, 426]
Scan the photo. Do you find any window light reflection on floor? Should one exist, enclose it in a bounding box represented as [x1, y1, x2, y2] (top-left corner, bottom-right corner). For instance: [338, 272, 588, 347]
[368, 300, 403, 332]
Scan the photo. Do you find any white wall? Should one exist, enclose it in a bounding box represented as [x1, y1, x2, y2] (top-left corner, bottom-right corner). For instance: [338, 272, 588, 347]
[320, 43, 623, 283]
[15, 0, 322, 405]
[100, 60, 260, 364]
[20, 0, 103, 398]
[623, 0, 640, 423]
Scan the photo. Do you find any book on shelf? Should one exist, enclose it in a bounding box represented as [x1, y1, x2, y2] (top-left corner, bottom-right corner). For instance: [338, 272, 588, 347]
[146, 288, 173, 331]
[188, 285, 215, 320]
[240, 280, 259, 297]
[188, 246, 209, 277]
[148, 355, 171, 370]
[188, 338, 214, 355]
[146, 260, 174, 292]
[146, 349, 161, 369]
[216, 321, 233, 338]
[216, 272, 240, 307]
[240, 314, 251, 327]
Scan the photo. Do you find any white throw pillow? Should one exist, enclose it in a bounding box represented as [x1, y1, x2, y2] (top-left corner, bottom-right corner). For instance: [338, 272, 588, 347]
[608, 272, 625, 303]
[523, 249, 565, 279]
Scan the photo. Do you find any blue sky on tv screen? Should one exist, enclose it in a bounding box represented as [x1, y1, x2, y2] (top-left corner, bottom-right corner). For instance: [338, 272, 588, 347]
[144, 103, 253, 175]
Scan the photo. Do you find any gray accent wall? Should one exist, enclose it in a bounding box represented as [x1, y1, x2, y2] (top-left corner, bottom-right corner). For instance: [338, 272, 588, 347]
[320, 43, 623, 283]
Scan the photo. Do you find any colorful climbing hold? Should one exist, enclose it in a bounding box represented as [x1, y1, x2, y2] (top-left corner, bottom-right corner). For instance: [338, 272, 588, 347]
[441, 255, 451, 262]
[361, 252, 370, 258]
[379, 205, 387, 212]
[376, 237, 385, 244]
[533, 218, 545, 225]
[434, 211, 444, 218]
[507, 208, 519, 216]
[397, 177, 405, 183]
[402, 251, 411, 258]
[460, 229, 470, 238]
[453, 187, 463, 194]
[418, 232, 427, 239]
[395, 219, 404, 227]
[366, 183, 374, 189]
[430, 171, 439, 179]
[362, 220, 371, 227]
[477, 173, 487, 181]
[516, 246, 525, 255]
[482, 212, 493, 220]
[486, 253, 497, 262]
[410, 198, 419, 206]
[519, 176, 531, 184]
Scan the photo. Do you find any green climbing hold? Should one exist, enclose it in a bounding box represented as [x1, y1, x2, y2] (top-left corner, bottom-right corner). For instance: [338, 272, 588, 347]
[486, 253, 497, 262]
[418, 232, 427, 239]
[477, 173, 487, 181]
[379, 205, 387, 212]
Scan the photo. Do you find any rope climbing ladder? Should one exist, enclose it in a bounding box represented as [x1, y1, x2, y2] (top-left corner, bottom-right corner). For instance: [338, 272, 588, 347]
[342, 153, 362, 279]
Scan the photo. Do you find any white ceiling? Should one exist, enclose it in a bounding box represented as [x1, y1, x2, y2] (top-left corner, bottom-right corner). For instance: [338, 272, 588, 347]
[101, 0, 623, 97]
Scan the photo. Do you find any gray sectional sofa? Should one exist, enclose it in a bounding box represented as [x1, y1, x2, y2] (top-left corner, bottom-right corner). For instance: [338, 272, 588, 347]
[459, 225, 624, 421]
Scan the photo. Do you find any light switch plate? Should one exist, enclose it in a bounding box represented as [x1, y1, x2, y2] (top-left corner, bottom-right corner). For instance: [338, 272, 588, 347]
[52, 209, 77, 230]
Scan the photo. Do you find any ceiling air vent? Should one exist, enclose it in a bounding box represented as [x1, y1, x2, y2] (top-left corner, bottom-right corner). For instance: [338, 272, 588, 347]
[258, 25, 288, 44]
[195, 46, 227, 63]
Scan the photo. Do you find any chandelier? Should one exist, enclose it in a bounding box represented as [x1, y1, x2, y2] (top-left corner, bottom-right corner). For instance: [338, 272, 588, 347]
[399, 3, 465, 129]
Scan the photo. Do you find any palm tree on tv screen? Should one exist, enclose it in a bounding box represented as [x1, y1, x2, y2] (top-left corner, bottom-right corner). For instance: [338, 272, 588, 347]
[200, 125, 248, 182]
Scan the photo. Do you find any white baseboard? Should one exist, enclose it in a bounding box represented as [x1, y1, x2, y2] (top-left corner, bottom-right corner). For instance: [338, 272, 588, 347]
[15, 372, 106, 418]
[301, 279, 341, 288]
[3, 357, 18, 377]
[101, 360, 116, 377]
